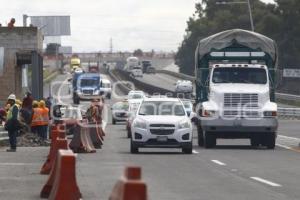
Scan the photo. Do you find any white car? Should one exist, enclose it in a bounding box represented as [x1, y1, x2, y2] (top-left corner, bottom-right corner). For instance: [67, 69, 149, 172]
[100, 79, 112, 99]
[175, 80, 193, 93]
[128, 90, 145, 100]
[126, 99, 143, 138]
[131, 66, 143, 78]
[130, 97, 193, 154]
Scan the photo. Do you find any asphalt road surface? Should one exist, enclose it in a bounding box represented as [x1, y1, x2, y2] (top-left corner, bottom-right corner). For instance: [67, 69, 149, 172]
[1, 70, 300, 200]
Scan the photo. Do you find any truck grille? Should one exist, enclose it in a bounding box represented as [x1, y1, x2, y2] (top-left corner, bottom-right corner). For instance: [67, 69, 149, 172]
[223, 110, 260, 118]
[82, 89, 93, 95]
[224, 93, 258, 108]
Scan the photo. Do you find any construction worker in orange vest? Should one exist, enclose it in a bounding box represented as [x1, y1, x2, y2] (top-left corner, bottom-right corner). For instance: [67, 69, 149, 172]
[39, 100, 49, 140]
[31, 100, 43, 138]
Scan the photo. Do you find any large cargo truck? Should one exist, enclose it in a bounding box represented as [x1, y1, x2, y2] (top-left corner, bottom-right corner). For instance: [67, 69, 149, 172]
[195, 29, 278, 149]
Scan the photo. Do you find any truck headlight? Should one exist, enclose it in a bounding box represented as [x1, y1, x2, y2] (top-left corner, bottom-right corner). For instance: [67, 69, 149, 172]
[264, 111, 277, 117]
[178, 119, 191, 129]
[133, 119, 147, 129]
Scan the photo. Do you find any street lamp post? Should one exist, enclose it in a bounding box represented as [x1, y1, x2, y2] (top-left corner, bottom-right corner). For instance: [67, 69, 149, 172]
[216, 0, 255, 32]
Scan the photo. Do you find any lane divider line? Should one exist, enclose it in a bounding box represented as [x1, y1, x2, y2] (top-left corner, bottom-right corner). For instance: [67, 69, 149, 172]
[250, 177, 281, 187]
[211, 160, 226, 166]
[276, 144, 293, 150]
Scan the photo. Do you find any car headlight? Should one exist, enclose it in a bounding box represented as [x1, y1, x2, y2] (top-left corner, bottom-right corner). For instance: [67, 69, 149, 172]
[264, 111, 277, 117]
[133, 119, 147, 129]
[202, 110, 216, 117]
[178, 119, 191, 129]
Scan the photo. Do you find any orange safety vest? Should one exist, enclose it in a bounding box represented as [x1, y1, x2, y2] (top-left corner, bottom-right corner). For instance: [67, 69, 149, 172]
[40, 107, 49, 126]
[31, 108, 43, 127]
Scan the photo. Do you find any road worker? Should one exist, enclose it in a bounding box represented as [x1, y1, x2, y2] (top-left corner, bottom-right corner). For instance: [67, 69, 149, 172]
[39, 100, 49, 140]
[31, 100, 43, 138]
[5, 94, 20, 152]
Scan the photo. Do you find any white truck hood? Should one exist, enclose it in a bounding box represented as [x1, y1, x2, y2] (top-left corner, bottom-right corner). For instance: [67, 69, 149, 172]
[211, 84, 269, 94]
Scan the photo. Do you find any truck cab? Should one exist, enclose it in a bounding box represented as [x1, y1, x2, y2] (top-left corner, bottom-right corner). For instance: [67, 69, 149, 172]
[195, 29, 278, 149]
[73, 73, 102, 104]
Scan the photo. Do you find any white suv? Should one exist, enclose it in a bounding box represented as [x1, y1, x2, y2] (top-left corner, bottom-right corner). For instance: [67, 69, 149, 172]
[130, 97, 193, 154]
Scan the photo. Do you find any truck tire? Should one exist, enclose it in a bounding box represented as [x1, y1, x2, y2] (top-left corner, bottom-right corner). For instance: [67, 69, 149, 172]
[197, 124, 204, 146]
[265, 132, 276, 149]
[130, 141, 139, 154]
[107, 93, 111, 99]
[204, 131, 216, 149]
[112, 118, 116, 125]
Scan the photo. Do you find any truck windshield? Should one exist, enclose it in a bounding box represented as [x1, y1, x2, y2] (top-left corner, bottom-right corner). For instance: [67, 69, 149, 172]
[212, 68, 267, 84]
[80, 78, 99, 87]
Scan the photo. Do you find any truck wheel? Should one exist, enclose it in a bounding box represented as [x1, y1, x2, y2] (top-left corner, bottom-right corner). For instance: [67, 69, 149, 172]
[204, 131, 216, 149]
[250, 136, 260, 147]
[112, 118, 116, 125]
[265, 132, 276, 149]
[107, 93, 111, 99]
[197, 124, 204, 146]
[130, 141, 139, 154]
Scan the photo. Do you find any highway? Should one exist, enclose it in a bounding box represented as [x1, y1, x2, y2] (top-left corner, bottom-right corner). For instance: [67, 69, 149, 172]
[1, 69, 300, 200]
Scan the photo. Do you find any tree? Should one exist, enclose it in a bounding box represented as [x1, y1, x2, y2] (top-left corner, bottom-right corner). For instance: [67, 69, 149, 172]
[176, 0, 300, 75]
[133, 49, 144, 57]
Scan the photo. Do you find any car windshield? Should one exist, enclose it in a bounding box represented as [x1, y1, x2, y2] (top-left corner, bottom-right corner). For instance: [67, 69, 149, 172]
[212, 67, 267, 84]
[80, 78, 99, 87]
[139, 101, 185, 116]
[113, 102, 129, 111]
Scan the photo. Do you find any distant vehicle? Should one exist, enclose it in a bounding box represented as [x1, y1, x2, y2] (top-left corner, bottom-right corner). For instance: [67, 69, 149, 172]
[175, 80, 193, 93]
[128, 90, 145, 100]
[146, 65, 156, 74]
[126, 99, 143, 138]
[70, 57, 81, 72]
[111, 101, 129, 125]
[130, 97, 193, 154]
[60, 105, 84, 135]
[73, 73, 102, 104]
[131, 66, 143, 78]
[124, 57, 140, 74]
[141, 60, 152, 73]
[100, 79, 112, 99]
[88, 62, 100, 73]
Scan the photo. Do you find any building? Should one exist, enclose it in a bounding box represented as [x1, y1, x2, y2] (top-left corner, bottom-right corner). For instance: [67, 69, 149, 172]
[0, 27, 43, 105]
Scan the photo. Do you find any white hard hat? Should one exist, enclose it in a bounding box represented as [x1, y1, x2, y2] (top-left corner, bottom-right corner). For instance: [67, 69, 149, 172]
[8, 94, 16, 101]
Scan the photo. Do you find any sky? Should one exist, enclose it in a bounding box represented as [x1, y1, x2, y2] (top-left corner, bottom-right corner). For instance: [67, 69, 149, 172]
[0, 0, 275, 52]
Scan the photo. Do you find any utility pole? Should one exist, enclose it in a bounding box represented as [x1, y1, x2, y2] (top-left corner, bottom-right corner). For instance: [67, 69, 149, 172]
[247, 0, 254, 32]
[110, 38, 113, 54]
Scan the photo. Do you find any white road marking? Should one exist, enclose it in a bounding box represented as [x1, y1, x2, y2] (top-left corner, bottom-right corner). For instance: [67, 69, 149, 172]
[278, 135, 300, 141]
[276, 143, 293, 150]
[250, 177, 281, 187]
[211, 160, 226, 166]
[0, 163, 39, 166]
[192, 150, 199, 154]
